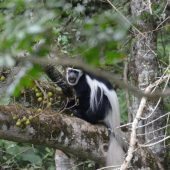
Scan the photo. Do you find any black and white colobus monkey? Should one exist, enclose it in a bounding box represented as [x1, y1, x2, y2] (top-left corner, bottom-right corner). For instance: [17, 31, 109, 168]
[66, 67, 125, 166]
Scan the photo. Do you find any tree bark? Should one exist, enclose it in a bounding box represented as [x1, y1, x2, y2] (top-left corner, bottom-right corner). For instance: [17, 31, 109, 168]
[0, 105, 108, 165]
[55, 149, 75, 170]
[130, 0, 166, 164]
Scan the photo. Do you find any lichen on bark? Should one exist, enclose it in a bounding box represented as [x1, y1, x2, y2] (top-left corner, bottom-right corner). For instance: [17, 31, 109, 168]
[129, 0, 166, 165]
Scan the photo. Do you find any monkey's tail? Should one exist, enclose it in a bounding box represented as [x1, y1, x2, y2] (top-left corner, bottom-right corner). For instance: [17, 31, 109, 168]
[104, 90, 126, 167]
[106, 133, 125, 168]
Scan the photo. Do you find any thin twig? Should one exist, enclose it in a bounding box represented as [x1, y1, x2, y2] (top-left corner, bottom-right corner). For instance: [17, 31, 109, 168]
[137, 112, 170, 129]
[137, 124, 170, 136]
[34, 80, 47, 99]
[97, 164, 121, 170]
[139, 136, 170, 147]
[118, 122, 132, 129]
[156, 16, 170, 30]
[140, 74, 170, 120]
[148, 0, 152, 14]
[120, 86, 150, 170]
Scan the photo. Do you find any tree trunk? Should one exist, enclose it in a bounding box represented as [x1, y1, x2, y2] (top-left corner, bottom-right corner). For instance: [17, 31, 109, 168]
[130, 0, 166, 165]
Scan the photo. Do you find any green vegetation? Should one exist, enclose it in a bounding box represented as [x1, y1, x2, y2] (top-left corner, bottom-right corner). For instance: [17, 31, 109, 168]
[0, 0, 169, 169]
[0, 140, 55, 170]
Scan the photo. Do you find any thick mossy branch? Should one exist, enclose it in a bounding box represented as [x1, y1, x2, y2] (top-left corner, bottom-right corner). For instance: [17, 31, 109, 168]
[0, 105, 163, 169]
[0, 105, 108, 164]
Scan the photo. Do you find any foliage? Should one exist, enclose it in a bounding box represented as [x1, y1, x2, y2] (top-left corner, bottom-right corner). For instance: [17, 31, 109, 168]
[0, 0, 170, 169]
[0, 140, 55, 170]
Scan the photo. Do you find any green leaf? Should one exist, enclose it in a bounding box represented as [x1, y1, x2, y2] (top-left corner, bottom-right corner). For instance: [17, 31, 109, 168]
[12, 64, 43, 97]
[20, 151, 42, 165]
[105, 51, 125, 65]
[6, 144, 30, 156]
[83, 47, 100, 65]
[0, 95, 11, 105]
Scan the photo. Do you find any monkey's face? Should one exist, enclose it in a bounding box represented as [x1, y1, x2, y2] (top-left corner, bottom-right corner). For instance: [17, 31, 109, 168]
[66, 67, 83, 86]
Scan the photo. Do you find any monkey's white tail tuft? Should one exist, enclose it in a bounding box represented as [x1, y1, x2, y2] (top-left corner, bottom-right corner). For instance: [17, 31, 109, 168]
[106, 135, 125, 169]
[104, 90, 125, 167]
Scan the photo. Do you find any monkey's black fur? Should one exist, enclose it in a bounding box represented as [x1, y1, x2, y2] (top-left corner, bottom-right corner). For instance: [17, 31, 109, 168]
[66, 67, 125, 166]
[66, 68, 114, 129]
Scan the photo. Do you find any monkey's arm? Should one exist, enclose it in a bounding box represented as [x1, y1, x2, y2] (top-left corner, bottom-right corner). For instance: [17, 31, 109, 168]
[65, 98, 84, 119]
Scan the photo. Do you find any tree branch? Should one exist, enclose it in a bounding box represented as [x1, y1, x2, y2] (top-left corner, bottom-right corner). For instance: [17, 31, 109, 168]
[16, 56, 170, 99]
[0, 105, 108, 165]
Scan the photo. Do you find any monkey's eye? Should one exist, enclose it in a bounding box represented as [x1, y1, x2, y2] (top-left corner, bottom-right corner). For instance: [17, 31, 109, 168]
[68, 69, 78, 74]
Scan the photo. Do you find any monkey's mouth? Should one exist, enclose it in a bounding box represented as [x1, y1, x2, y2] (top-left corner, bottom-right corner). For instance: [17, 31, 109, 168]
[68, 77, 76, 83]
